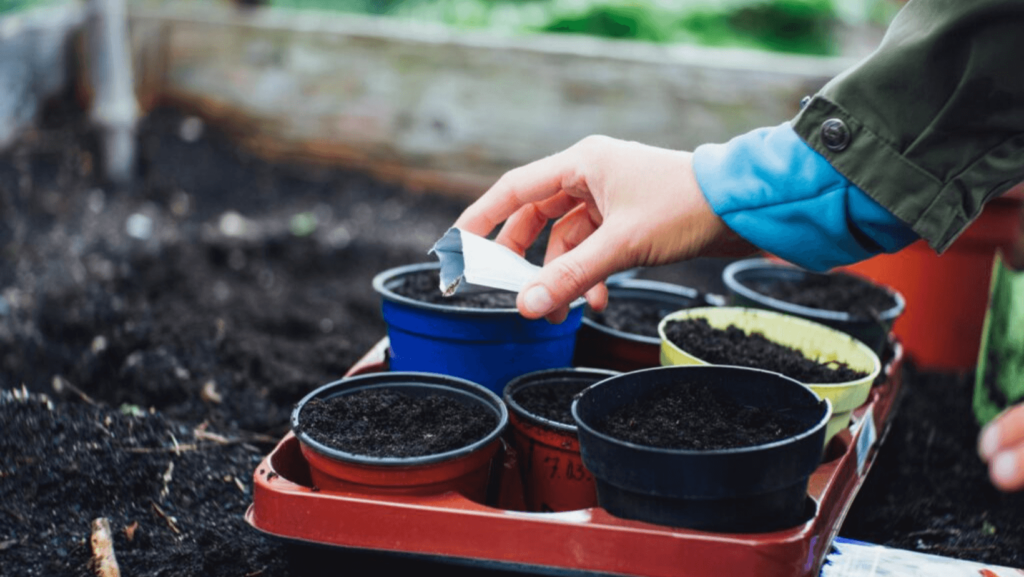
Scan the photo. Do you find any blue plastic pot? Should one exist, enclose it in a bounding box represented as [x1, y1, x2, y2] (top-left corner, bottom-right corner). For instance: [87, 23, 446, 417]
[373, 263, 585, 394]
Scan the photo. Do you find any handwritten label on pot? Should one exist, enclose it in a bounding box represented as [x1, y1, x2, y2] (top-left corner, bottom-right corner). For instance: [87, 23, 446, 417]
[856, 407, 877, 476]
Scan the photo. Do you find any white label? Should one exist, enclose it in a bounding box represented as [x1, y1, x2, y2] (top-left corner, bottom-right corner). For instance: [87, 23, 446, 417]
[856, 407, 877, 477]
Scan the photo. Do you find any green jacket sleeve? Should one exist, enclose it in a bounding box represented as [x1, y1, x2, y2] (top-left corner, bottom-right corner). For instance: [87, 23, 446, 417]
[792, 0, 1024, 252]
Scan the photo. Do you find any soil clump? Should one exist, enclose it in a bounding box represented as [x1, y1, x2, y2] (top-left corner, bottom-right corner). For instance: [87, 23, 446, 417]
[598, 383, 806, 450]
[391, 269, 518, 309]
[298, 389, 496, 458]
[664, 318, 867, 383]
[752, 273, 896, 320]
[512, 379, 593, 426]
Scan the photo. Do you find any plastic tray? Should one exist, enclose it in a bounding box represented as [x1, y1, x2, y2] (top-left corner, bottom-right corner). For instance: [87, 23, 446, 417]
[246, 338, 904, 577]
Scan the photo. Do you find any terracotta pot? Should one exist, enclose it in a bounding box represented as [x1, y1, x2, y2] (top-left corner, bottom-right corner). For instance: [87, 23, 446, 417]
[574, 279, 712, 372]
[292, 372, 508, 503]
[503, 368, 618, 512]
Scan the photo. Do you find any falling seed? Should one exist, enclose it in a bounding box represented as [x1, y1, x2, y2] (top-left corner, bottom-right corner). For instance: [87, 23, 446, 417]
[169, 191, 191, 217]
[174, 367, 190, 380]
[125, 214, 153, 240]
[212, 281, 231, 302]
[319, 318, 334, 333]
[87, 189, 105, 213]
[201, 380, 223, 404]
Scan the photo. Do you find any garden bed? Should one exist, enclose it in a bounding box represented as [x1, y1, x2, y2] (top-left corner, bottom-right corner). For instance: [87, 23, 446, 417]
[1, 99, 1022, 576]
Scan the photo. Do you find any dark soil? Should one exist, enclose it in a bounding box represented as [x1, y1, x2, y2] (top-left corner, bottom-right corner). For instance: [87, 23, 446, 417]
[587, 297, 687, 338]
[752, 272, 897, 320]
[391, 269, 518, 309]
[1, 95, 1021, 575]
[842, 363, 1024, 566]
[664, 318, 868, 383]
[297, 389, 496, 458]
[512, 378, 597, 426]
[598, 383, 806, 450]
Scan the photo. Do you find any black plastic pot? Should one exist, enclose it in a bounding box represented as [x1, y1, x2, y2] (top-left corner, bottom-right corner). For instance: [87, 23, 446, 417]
[503, 367, 618, 512]
[572, 365, 830, 533]
[292, 372, 508, 502]
[574, 279, 716, 372]
[722, 258, 905, 355]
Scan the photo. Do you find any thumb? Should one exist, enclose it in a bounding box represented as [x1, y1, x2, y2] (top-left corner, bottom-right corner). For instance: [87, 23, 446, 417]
[517, 227, 629, 319]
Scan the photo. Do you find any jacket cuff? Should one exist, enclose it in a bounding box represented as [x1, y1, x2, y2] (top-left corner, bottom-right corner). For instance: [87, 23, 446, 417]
[693, 122, 917, 271]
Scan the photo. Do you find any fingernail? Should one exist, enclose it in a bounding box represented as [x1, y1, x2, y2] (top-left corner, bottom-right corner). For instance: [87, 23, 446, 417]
[523, 285, 554, 315]
[992, 452, 1018, 486]
[979, 424, 1001, 460]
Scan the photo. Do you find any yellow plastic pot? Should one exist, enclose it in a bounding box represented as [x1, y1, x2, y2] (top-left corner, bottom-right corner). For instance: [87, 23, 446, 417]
[657, 307, 881, 444]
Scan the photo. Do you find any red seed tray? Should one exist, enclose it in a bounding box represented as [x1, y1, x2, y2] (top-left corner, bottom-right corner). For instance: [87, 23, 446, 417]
[246, 338, 904, 577]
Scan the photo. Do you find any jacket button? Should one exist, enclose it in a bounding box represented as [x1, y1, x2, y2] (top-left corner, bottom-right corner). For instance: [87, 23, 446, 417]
[821, 118, 850, 152]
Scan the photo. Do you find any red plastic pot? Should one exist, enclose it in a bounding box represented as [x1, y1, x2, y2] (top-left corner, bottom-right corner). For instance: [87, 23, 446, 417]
[573, 279, 711, 372]
[292, 372, 508, 503]
[503, 368, 618, 512]
[841, 192, 1024, 370]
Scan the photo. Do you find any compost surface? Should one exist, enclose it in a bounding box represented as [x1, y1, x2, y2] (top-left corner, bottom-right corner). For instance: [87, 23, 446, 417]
[752, 272, 897, 319]
[664, 318, 867, 383]
[298, 389, 496, 458]
[1, 99, 1021, 575]
[512, 378, 595, 425]
[598, 384, 806, 450]
[587, 297, 685, 338]
[391, 269, 518, 308]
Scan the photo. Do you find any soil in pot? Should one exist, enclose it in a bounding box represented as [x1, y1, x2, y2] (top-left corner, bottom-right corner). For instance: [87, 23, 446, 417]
[598, 383, 807, 450]
[664, 318, 868, 384]
[297, 389, 497, 458]
[391, 269, 517, 309]
[511, 379, 592, 426]
[587, 298, 678, 338]
[752, 273, 896, 320]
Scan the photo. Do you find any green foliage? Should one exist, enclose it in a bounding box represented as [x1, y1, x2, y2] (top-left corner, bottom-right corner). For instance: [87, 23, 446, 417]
[264, 0, 903, 56]
[0, 0, 59, 14]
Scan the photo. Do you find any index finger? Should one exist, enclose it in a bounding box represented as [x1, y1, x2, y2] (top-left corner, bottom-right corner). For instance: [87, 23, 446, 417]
[454, 150, 576, 237]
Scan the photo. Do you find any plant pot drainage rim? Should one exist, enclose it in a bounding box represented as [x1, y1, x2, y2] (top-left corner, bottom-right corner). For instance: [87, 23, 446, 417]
[722, 258, 906, 324]
[581, 278, 707, 345]
[571, 365, 832, 457]
[374, 262, 585, 315]
[658, 306, 882, 390]
[291, 372, 509, 467]
[504, 367, 620, 433]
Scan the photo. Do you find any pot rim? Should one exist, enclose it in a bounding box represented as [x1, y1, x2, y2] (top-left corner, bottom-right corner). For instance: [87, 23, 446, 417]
[373, 262, 585, 315]
[292, 372, 509, 467]
[572, 365, 832, 457]
[722, 258, 906, 324]
[504, 367, 620, 433]
[580, 278, 706, 345]
[657, 306, 883, 388]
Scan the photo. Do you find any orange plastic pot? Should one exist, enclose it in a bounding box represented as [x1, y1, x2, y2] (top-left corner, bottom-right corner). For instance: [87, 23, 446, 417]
[503, 368, 618, 512]
[573, 279, 711, 372]
[841, 192, 1023, 370]
[292, 372, 508, 503]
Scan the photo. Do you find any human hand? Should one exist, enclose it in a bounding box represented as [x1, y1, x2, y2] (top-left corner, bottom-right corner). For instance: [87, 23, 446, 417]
[454, 135, 756, 322]
[979, 403, 1024, 491]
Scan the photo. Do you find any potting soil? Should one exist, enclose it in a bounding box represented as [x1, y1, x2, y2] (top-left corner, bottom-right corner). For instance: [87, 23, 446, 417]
[512, 380, 593, 425]
[598, 383, 807, 450]
[664, 318, 867, 383]
[298, 389, 496, 458]
[587, 297, 684, 338]
[391, 269, 518, 308]
[1, 98, 1022, 576]
[752, 272, 896, 320]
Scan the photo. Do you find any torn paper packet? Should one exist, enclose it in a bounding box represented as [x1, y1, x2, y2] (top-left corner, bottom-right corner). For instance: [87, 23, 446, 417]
[429, 228, 541, 296]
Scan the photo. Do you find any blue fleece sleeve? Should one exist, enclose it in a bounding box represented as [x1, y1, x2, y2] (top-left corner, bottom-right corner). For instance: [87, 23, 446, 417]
[692, 122, 918, 271]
